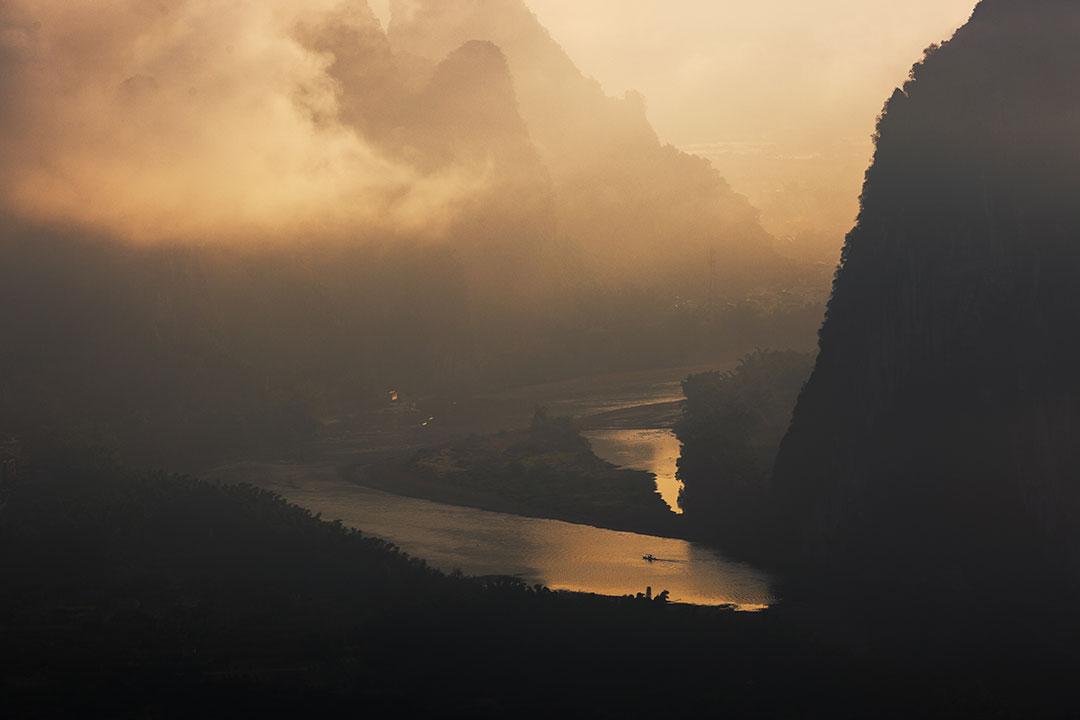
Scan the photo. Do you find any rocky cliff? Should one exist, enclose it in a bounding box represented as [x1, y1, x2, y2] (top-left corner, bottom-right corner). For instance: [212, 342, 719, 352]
[772, 0, 1080, 594]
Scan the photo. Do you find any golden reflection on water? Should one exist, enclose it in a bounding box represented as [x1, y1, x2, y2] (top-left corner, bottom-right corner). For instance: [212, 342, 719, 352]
[511, 519, 769, 607]
[584, 429, 685, 514]
[255, 471, 771, 609]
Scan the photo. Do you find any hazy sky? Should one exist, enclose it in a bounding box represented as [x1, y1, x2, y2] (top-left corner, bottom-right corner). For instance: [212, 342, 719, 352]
[373, 0, 977, 150]
[527, 1, 977, 150]
[530, 0, 979, 251]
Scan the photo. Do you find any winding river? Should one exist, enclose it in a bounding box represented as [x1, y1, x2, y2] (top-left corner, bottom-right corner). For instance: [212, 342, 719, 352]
[225, 361, 772, 609]
[254, 470, 772, 609]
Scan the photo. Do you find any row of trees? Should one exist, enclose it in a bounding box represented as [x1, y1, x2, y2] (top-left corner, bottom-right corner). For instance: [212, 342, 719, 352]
[675, 350, 814, 554]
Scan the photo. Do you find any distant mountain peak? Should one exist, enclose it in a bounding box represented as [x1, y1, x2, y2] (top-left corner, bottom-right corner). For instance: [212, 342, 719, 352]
[386, 0, 787, 287]
[411, 38, 536, 159]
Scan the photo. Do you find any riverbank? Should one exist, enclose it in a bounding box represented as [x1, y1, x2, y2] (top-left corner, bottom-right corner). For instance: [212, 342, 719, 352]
[346, 414, 683, 539]
[212, 461, 771, 608]
[198, 365, 718, 544]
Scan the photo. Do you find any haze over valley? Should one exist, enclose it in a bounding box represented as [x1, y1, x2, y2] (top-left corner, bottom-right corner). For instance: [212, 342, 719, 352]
[6, 2, 1080, 717]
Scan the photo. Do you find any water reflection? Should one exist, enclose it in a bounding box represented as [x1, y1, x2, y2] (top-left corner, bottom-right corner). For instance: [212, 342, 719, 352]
[258, 474, 771, 609]
[585, 429, 684, 514]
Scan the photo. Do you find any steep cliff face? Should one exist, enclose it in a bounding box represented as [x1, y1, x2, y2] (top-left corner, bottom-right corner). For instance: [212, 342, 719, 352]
[387, 0, 786, 290]
[772, 0, 1080, 592]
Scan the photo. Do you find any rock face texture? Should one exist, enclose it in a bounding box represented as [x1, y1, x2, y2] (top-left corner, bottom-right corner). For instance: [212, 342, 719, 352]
[771, 0, 1080, 593]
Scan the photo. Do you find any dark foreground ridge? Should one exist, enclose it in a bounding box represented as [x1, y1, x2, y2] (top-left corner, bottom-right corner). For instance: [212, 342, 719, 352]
[3, 443, 1080, 718]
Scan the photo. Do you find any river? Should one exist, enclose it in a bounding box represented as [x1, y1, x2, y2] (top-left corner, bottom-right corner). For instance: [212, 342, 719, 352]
[585, 428, 684, 513]
[512, 365, 693, 515]
[250, 469, 772, 609]
[217, 362, 772, 609]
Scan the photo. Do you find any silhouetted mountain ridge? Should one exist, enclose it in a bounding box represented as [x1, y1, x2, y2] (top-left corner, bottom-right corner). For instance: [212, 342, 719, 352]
[387, 0, 792, 290]
[769, 0, 1080, 596]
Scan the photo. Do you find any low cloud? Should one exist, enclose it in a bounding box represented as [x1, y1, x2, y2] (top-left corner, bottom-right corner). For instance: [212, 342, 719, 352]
[0, 0, 488, 243]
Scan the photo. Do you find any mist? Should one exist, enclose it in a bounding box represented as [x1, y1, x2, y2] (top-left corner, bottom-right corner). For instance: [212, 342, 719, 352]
[0, 0, 910, 465]
[525, 0, 977, 258]
[7, 2, 1080, 717]
[2, 0, 978, 257]
[0, 0, 492, 243]
[486, 0, 975, 259]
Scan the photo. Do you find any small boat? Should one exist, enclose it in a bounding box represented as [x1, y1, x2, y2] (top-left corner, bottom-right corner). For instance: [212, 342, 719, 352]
[643, 554, 657, 563]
